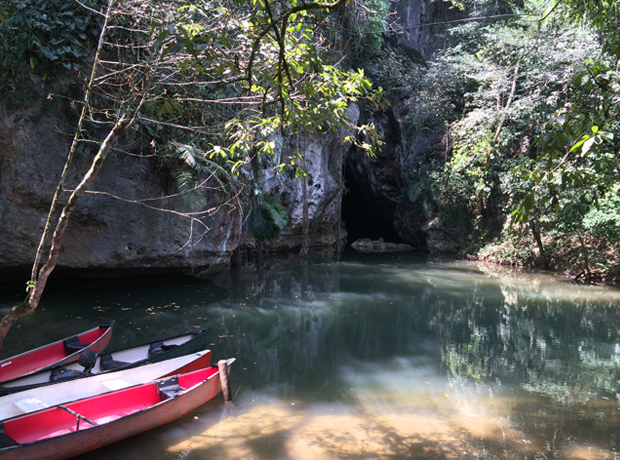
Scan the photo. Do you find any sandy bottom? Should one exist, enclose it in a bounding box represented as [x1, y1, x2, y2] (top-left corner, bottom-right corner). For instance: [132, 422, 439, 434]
[159, 392, 615, 460]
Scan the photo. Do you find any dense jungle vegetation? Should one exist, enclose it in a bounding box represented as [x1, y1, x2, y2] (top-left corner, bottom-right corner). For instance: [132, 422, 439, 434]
[0, 0, 618, 342]
[364, 0, 619, 282]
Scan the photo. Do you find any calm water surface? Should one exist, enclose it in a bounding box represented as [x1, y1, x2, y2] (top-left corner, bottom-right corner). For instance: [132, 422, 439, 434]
[1, 252, 620, 459]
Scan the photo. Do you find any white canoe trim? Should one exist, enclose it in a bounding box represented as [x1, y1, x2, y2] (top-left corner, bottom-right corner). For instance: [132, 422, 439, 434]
[0, 350, 211, 420]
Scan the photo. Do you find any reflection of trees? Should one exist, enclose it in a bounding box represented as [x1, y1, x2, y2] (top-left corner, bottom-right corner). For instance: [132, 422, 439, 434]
[434, 280, 620, 405]
[212, 254, 620, 406]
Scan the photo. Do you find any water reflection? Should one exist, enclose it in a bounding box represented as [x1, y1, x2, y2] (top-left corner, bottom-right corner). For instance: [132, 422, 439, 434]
[1, 254, 620, 459]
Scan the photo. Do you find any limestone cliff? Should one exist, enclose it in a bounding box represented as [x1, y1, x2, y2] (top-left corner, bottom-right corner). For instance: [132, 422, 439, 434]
[0, 0, 460, 275]
[0, 102, 240, 274]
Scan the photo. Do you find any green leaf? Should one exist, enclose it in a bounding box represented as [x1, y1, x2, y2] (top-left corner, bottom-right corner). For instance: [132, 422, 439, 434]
[39, 46, 58, 61]
[216, 35, 231, 48]
[581, 136, 596, 156]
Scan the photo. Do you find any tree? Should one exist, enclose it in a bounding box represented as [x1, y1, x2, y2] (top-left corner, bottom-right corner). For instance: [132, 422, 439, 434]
[387, 0, 617, 273]
[0, 0, 384, 347]
[509, 0, 619, 277]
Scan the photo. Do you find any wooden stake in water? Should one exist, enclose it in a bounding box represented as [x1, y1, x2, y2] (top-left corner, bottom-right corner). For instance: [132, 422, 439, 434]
[218, 359, 232, 403]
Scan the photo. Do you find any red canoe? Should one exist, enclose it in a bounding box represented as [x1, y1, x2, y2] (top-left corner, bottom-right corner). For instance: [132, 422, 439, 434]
[0, 358, 235, 460]
[0, 321, 114, 383]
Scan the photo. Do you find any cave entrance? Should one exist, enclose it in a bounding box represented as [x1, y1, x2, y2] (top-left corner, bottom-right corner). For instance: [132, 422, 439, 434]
[341, 163, 403, 246]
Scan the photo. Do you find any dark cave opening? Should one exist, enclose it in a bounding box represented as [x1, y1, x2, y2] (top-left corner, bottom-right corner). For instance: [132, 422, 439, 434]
[341, 163, 403, 246]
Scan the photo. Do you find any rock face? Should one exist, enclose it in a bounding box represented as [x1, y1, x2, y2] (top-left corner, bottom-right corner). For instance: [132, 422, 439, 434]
[0, 103, 241, 274]
[390, 0, 463, 61]
[259, 135, 347, 252]
[344, 0, 464, 252]
[0, 102, 345, 274]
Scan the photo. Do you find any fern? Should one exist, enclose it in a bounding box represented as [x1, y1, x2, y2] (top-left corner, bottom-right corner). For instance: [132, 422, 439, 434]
[247, 207, 277, 242]
[158, 141, 239, 211]
[244, 192, 289, 242]
[262, 195, 289, 230]
[175, 168, 206, 210]
[176, 143, 201, 170]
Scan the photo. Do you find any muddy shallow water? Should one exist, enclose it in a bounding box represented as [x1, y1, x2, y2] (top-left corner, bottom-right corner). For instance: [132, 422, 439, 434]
[1, 253, 619, 459]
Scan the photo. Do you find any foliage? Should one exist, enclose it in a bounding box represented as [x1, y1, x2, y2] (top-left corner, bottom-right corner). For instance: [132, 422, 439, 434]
[245, 190, 289, 242]
[0, 0, 101, 105]
[505, 0, 620, 273]
[344, 0, 390, 62]
[157, 142, 240, 211]
[581, 185, 620, 245]
[392, 0, 618, 273]
[0, 0, 390, 345]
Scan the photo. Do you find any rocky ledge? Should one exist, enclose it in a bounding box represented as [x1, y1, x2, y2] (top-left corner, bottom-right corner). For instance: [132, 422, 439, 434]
[351, 238, 413, 253]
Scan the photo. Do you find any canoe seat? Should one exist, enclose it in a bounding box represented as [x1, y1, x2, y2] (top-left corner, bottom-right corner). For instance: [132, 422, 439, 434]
[148, 341, 179, 359]
[100, 353, 130, 371]
[50, 366, 85, 382]
[0, 423, 17, 448]
[157, 375, 185, 400]
[100, 378, 130, 391]
[64, 335, 90, 353]
[13, 397, 49, 414]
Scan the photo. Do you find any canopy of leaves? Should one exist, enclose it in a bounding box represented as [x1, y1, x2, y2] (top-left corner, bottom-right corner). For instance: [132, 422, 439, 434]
[386, 0, 618, 277]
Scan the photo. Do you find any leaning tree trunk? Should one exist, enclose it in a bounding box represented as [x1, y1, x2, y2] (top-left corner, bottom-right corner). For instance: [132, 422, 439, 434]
[529, 218, 548, 269]
[0, 116, 133, 347]
[576, 229, 592, 282]
[0, 0, 123, 348]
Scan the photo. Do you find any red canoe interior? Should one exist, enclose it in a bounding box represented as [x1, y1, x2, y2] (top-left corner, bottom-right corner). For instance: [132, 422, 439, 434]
[4, 365, 220, 444]
[0, 326, 111, 382]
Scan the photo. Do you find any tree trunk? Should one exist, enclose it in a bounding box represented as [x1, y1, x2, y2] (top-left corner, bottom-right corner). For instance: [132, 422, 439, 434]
[493, 60, 521, 144]
[0, 116, 132, 347]
[529, 219, 547, 269]
[577, 230, 592, 282]
[299, 173, 309, 257]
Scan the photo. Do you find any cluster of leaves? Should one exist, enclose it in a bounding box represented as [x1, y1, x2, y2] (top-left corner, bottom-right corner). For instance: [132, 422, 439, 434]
[0, 0, 102, 106]
[344, 0, 390, 62]
[156, 141, 240, 211]
[503, 0, 619, 277]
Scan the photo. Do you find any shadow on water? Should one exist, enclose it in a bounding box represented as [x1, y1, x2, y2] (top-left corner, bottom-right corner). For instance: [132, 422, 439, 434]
[2, 252, 620, 459]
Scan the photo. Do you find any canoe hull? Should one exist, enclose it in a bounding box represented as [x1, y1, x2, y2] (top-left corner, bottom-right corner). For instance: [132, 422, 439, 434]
[0, 360, 233, 460]
[0, 322, 114, 384]
[0, 326, 212, 396]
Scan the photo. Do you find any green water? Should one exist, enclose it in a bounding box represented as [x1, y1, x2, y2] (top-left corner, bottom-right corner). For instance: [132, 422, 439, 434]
[1, 252, 620, 459]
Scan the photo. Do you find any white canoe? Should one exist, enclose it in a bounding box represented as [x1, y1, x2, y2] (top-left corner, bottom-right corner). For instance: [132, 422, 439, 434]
[0, 350, 211, 421]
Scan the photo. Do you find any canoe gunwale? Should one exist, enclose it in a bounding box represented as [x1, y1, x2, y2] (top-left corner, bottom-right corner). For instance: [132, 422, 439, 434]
[0, 350, 213, 421]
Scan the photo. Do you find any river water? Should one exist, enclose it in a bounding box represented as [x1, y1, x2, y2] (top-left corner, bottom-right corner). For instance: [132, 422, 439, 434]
[1, 252, 620, 459]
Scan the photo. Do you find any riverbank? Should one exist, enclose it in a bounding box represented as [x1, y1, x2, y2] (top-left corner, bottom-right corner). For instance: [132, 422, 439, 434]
[476, 232, 620, 286]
